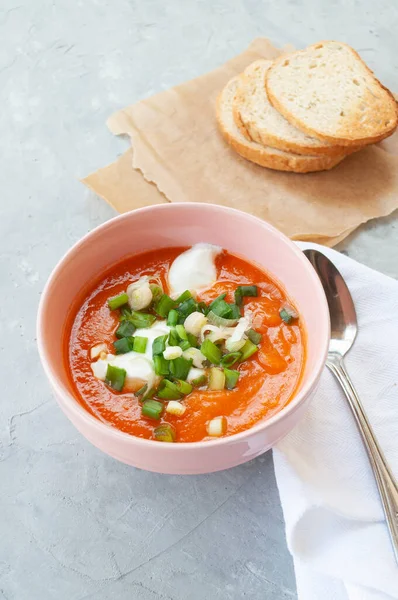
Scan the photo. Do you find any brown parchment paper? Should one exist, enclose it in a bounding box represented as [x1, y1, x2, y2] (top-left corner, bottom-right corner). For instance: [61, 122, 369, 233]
[83, 38, 398, 245]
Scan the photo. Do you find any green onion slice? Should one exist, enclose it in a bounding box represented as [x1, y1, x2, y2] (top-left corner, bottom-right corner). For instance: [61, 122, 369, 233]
[175, 324, 188, 341]
[174, 379, 193, 395]
[113, 337, 134, 354]
[152, 334, 168, 356]
[135, 384, 148, 397]
[167, 309, 178, 327]
[224, 368, 239, 390]
[208, 293, 226, 312]
[128, 311, 156, 329]
[207, 310, 239, 328]
[154, 423, 176, 443]
[187, 332, 199, 348]
[150, 284, 163, 303]
[153, 355, 170, 376]
[220, 352, 241, 367]
[209, 367, 225, 390]
[175, 290, 192, 304]
[239, 340, 258, 361]
[280, 304, 298, 324]
[197, 301, 209, 315]
[176, 297, 197, 321]
[105, 364, 126, 391]
[120, 306, 132, 318]
[179, 340, 191, 351]
[191, 374, 207, 387]
[107, 292, 129, 311]
[142, 399, 164, 420]
[168, 329, 180, 346]
[169, 356, 193, 380]
[157, 379, 183, 400]
[156, 294, 177, 318]
[235, 285, 258, 306]
[246, 328, 262, 344]
[133, 336, 147, 353]
[115, 320, 136, 339]
[200, 339, 222, 365]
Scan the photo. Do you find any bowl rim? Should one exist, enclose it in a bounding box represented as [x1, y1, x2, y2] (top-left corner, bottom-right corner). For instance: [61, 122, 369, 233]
[37, 202, 330, 450]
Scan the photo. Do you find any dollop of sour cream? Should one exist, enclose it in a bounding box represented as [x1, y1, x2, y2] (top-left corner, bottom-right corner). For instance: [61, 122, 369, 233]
[91, 321, 170, 389]
[168, 243, 222, 297]
[91, 244, 222, 389]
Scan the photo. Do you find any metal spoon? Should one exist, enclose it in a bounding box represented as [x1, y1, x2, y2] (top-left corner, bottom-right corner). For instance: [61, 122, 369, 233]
[304, 248, 398, 563]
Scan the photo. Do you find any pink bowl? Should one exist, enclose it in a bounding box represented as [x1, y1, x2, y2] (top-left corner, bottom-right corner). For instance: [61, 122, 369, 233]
[37, 203, 329, 474]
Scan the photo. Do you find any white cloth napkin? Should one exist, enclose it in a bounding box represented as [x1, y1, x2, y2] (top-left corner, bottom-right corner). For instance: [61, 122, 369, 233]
[273, 242, 398, 600]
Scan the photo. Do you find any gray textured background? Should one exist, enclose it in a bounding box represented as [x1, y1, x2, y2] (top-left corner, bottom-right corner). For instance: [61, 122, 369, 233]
[1, 1, 397, 599]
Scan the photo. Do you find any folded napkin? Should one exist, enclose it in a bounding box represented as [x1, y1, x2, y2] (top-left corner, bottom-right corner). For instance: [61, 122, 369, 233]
[273, 243, 398, 600]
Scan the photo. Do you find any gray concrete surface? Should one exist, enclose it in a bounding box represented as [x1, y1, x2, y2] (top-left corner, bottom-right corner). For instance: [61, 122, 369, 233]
[1, 1, 397, 599]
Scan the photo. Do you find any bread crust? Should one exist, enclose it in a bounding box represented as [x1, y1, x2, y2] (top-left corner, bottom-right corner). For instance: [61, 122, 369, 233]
[216, 77, 347, 173]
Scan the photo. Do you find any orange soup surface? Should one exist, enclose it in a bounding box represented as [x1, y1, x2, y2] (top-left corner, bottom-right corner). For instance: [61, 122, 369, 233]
[67, 247, 305, 443]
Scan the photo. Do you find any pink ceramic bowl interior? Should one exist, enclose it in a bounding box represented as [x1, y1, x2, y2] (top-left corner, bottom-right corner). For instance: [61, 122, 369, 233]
[37, 203, 329, 474]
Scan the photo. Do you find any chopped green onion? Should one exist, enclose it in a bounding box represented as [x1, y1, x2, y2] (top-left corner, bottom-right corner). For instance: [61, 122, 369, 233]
[167, 309, 178, 326]
[174, 379, 193, 395]
[133, 336, 147, 353]
[200, 339, 222, 364]
[179, 340, 191, 351]
[128, 311, 156, 329]
[150, 284, 163, 303]
[154, 423, 176, 442]
[135, 384, 148, 397]
[115, 320, 136, 339]
[107, 292, 129, 311]
[187, 332, 199, 348]
[176, 297, 197, 321]
[152, 334, 168, 356]
[155, 294, 177, 318]
[191, 374, 207, 387]
[169, 356, 193, 380]
[246, 328, 262, 344]
[153, 355, 170, 376]
[280, 305, 298, 324]
[235, 285, 258, 306]
[197, 301, 209, 315]
[168, 329, 180, 346]
[208, 293, 226, 311]
[105, 364, 126, 391]
[220, 352, 241, 367]
[224, 368, 239, 390]
[176, 324, 188, 340]
[175, 290, 192, 304]
[157, 379, 183, 400]
[209, 367, 225, 390]
[113, 337, 134, 354]
[207, 310, 239, 328]
[142, 399, 164, 420]
[228, 303, 241, 320]
[239, 339, 258, 361]
[120, 306, 132, 318]
[210, 299, 233, 318]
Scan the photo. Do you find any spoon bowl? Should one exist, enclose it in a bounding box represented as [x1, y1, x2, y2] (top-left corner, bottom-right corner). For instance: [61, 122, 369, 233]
[304, 249, 357, 357]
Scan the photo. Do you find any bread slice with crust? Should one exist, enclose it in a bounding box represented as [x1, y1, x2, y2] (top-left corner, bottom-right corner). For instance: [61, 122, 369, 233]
[216, 76, 347, 173]
[265, 41, 398, 146]
[233, 59, 349, 156]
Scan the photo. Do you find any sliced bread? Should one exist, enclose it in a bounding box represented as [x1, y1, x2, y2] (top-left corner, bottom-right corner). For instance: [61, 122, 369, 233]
[216, 76, 347, 173]
[233, 59, 348, 156]
[265, 41, 398, 146]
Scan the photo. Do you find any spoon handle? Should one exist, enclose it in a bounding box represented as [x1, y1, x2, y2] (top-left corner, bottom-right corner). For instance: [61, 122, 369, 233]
[327, 354, 398, 563]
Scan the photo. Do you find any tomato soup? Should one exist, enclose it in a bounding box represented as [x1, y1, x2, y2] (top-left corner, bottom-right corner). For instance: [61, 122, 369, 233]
[67, 245, 305, 443]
